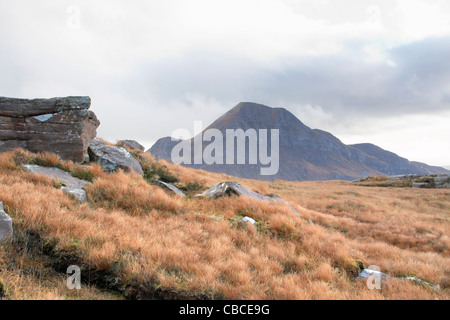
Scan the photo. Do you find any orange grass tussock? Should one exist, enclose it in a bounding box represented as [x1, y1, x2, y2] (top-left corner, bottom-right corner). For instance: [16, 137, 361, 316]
[0, 148, 449, 300]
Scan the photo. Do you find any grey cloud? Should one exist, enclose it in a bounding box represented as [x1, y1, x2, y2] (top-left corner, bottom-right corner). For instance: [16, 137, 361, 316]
[139, 36, 450, 118]
[0, 1, 449, 164]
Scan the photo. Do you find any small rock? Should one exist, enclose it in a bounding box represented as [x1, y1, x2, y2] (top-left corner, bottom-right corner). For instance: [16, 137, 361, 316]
[240, 216, 256, 225]
[118, 140, 145, 151]
[88, 139, 144, 175]
[195, 182, 261, 199]
[155, 180, 185, 197]
[195, 182, 301, 216]
[0, 202, 13, 243]
[404, 276, 439, 291]
[61, 187, 88, 203]
[412, 182, 430, 189]
[358, 268, 389, 282]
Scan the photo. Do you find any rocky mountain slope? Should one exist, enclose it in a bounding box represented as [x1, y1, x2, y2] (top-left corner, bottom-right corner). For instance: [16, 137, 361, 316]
[149, 102, 449, 181]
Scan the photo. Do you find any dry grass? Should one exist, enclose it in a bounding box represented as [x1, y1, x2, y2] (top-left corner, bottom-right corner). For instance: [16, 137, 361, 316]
[0, 148, 449, 300]
[0, 241, 121, 300]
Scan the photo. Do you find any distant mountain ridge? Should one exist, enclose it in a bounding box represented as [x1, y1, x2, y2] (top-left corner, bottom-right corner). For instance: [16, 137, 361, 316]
[149, 102, 449, 181]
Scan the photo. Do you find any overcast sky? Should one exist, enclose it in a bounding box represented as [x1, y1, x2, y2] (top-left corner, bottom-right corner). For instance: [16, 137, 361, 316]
[1, 0, 449, 166]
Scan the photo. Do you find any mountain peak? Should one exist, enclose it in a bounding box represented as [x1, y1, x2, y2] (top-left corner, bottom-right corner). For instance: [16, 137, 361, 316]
[206, 102, 307, 132]
[149, 102, 450, 181]
[232, 102, 274, 111]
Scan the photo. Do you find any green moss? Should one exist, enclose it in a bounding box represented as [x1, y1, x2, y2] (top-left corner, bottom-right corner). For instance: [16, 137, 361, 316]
[336, 258, 365, 277]
[273, 223, 299, 240]
[183, 181, 204, 192]
[69, 167, 96, 182]
[25, 153, 97, 183]
[131, 152, 179, 184]
[255, 220, 273, 236]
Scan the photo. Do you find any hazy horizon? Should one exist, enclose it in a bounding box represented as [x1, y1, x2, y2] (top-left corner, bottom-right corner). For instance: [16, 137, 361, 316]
[1, 1, 449, 166]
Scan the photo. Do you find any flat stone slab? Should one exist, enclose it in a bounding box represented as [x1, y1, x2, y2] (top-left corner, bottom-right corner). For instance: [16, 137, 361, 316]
[412, 182, 430, 189]
[155, 180, 185, 197]
[23, 164, 90, 203]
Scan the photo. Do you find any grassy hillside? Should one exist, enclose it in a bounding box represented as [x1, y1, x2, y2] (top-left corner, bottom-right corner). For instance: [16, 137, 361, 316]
[0, 146, 449, 300]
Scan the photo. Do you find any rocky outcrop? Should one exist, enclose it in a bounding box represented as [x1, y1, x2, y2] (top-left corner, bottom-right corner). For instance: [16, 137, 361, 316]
[434, 175, 450, 189]
[387, 174, 422, 181]
[88, 139, 144, 175]
[118, 140, 145, 151]
[0, 96, 100, 162]
[0, 202, 13, 243]
[23, 164, 91, 203]
[389, 174, 449, 189]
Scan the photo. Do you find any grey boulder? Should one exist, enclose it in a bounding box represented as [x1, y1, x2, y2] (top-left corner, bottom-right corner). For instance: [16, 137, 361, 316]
[88, 139, 144, 175]
[195, 182, 301, 216]
[61, 187, 88, 203]
[0, 202, 13, 243]
[434, 175, 450, 189]
[118, 140, 145, 151]
[195, 182, 272, 201]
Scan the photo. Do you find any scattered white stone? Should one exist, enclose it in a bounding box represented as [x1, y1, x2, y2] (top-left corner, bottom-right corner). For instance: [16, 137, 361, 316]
[240, 216, 256, 225]
[358, 268, 388, 282]
[61, 187, 88, 204]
